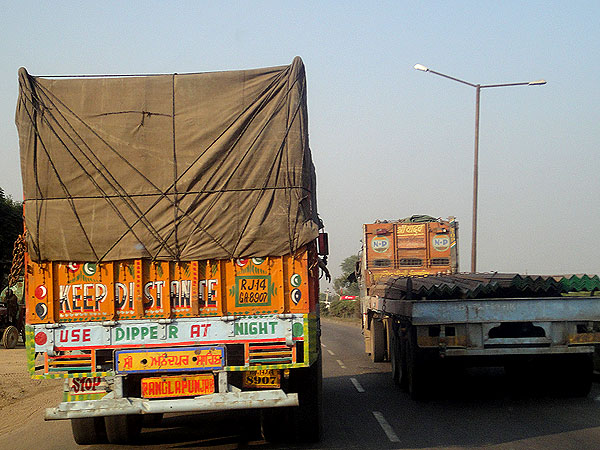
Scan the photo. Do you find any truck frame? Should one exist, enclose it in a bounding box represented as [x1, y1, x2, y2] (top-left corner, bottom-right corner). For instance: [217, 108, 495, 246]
[366, 292, 600, 399]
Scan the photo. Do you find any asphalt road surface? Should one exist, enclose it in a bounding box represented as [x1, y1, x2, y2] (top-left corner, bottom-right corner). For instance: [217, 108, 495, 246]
[2, 318, 600, 449]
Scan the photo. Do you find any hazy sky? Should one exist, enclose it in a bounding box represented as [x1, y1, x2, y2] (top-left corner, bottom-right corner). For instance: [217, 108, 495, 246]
[1, 1, 599, 283]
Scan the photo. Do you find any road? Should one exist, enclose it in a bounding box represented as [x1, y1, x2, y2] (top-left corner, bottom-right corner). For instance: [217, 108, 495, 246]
[1, 318, 600, 449]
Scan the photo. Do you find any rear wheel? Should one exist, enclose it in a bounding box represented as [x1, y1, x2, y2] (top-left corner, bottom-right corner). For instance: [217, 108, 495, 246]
[143, 413, 163, 427]
[261, 407, 290, 443]
[104, 414, 142, 444]
[561, 353, 593, 397]
[2, 326, 19, 349]
[407, 327, 427, 400]
[291, 353, 323, 442]
[391, 325, 401, 385]
[390, 323, 408, 388]
[262, 355, 323, 444]
[370, 318, 386, 362]
[71, 417, 107, 445]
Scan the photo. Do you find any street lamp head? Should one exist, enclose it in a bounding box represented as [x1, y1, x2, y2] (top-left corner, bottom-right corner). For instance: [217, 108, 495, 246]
[528, 79, 547, 86]
[414, 64, 429, 72]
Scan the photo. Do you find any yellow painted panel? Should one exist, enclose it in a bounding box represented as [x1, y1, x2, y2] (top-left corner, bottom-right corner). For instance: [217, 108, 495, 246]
[116, 347, 224, 373]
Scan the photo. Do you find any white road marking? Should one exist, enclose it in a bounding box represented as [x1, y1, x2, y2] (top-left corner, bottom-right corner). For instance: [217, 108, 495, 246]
[350, 377, 365, 393]
[372, 411, 400, 442]
[336, 359, 346, 369]
[321, 343, 327, 348]
[327, 349, 335, 356]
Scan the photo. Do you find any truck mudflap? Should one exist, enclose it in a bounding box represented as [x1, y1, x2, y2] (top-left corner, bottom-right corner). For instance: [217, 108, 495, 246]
[45, 389, 299, 420]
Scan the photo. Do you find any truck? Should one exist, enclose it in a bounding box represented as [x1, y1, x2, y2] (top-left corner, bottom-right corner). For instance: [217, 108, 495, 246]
[359, 215, 458, 361]
[16, 57, 326, 444]
[358, 216, 600, 399]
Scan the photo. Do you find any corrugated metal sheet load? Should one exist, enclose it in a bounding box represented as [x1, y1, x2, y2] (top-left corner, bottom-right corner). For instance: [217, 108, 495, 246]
[371, 273, 600, 300]
[553, 274, 600, 292]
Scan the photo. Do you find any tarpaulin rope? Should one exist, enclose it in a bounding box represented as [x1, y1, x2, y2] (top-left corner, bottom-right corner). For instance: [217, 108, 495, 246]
[171, 73, 180, 259]
[19, 74, 177, 261]
[22, 82, 172, 259]
[157, 66, 295, 257]
[18, 74, 99, 260]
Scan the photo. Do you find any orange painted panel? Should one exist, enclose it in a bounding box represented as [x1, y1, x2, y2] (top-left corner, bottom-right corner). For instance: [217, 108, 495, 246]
[25, 245, 316, 324]
[362, 219, 457, 286]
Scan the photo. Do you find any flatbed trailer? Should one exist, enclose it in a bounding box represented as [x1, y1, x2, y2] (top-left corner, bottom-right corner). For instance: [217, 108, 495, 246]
[357, 217, 600, 399]
[365, 292, 600, 399]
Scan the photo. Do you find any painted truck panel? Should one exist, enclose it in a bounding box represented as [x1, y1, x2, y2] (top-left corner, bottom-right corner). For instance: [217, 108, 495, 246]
[26, 248, 313, 325]
[26, 245, 319, 380]
[362, 218, 458, 288]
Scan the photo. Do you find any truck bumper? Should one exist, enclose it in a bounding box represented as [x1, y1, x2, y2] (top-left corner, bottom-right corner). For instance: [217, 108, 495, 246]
[45, 390, 299, 420]
[444, 345, 594, 357]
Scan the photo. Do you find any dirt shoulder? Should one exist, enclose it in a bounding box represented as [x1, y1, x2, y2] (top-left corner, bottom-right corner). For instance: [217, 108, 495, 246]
[0, 344, 62, 435]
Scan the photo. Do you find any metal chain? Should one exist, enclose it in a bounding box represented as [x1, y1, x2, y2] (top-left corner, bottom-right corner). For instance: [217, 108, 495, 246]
[8, 233, 26, 287]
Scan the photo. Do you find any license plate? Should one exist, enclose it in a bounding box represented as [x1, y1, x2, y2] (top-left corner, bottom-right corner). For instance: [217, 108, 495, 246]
[243, 369, 280, 388]
[141, 374, 215, 399]
[236, 276, 271, 306]
[115, 346, 224, 373]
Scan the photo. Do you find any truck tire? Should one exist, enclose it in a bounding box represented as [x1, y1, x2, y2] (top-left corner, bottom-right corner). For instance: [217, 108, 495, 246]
[2, 326, 19, 349]
[390, 323, 408, 388]
[399, 325, 408, 389]
[371, 318, 386, 362]
[384, 317, 393, 362]
[562, 353, 593, 397]
[261, 407, 290, 443]
[143, 413, 163, 427]
[104, 414, 142, 444]
[261, 355, 323, 444]
[391, 327, 400, 385]
[292, 353, 323, 442]
[71, 417, 107, 445]
[406, 327, 427, 400]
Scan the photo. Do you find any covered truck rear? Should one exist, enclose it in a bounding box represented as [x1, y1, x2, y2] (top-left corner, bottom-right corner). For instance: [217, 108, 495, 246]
[16, 57, 325, 444]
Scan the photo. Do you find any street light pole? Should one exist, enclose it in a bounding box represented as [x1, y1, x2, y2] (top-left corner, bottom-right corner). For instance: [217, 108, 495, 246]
[414, 64, 546, 273]
[472, 84, 480, 275]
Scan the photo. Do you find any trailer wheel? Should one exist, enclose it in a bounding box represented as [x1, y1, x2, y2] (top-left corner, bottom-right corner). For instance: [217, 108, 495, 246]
[370, 319, 386, 362]
[391, 328, 400, 385]
[562, 353, 593, 397]
[71, 417, 107, 445]
[406, 327, 426, 400]
[2, 326, 19, 349]
[104, 414, 142, 444]
[390, 323, 408, 388]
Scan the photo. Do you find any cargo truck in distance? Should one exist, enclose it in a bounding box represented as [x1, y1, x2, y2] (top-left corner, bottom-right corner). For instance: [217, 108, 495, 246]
[358, 216, 600, 399]
[16, 58, 325, 444]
